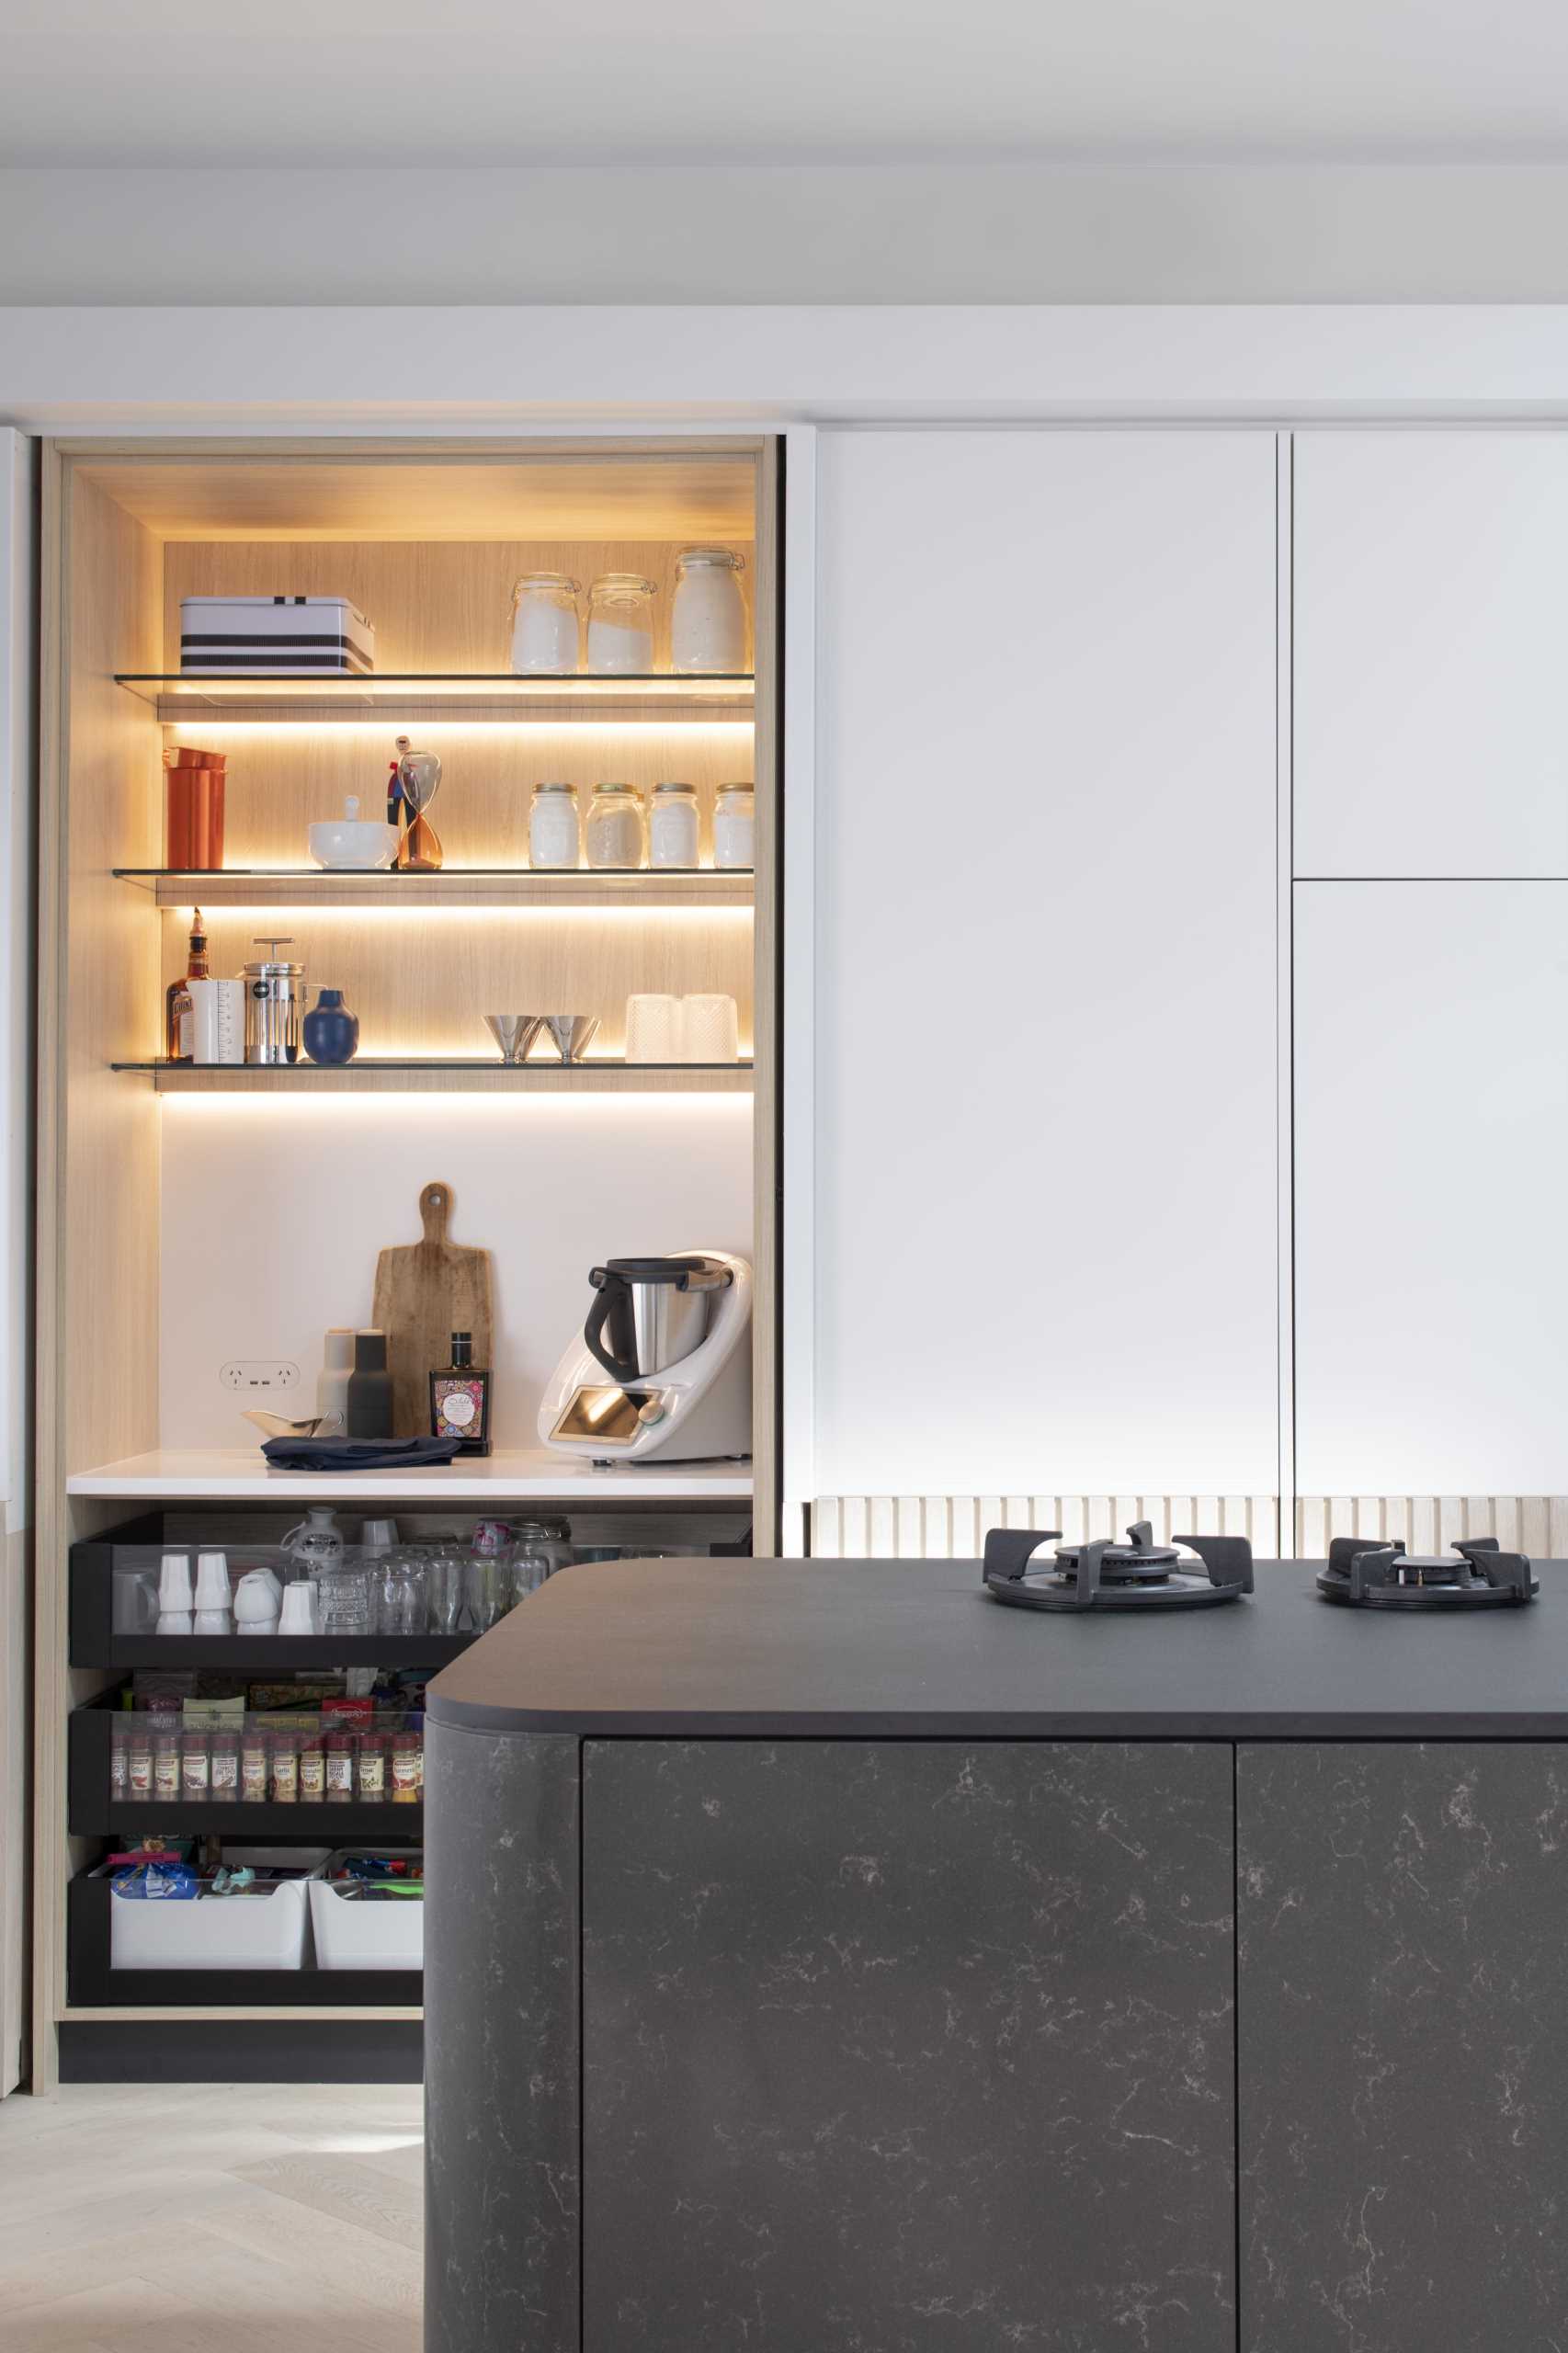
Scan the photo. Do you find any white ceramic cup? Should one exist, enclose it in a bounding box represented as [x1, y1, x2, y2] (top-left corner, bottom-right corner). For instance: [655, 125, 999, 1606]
[625, 993, 682, 1063]
[188, 976, 246, 1064]
[156, 1610, 193, 1636]
[678, 994, 740, 1064]
[158, 1551, 195, 1611]
[192, 1608, 233, 1635]
[233, 1569, 279, 1632]
[277, 1581, 318, 1635]
[194, 1551, 231, 1609]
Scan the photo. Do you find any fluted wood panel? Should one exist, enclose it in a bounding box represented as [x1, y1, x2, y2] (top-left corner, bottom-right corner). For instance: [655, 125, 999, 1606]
[1295, 1495, 1568, 1559]
[812, 1493, 1279, 1560]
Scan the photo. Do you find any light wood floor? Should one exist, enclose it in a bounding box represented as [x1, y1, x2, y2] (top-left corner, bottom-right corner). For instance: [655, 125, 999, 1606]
[0, 2083, 423, 2350]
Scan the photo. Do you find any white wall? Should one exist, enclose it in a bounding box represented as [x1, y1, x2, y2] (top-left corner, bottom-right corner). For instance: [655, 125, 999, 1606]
[0, 426, 35, 2096]
[10, 164, 1568, 305]
[158, 1094, 753, 1450]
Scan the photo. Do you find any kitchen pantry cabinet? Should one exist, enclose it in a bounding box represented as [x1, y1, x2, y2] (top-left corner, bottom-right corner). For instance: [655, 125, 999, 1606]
[811, 429, 1278, 1501]
[1293, 432, 1568, 879]
[1293, 881, 1568, 1495]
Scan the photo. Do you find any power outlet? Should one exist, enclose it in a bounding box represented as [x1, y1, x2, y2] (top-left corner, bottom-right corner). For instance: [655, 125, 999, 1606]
[220, 1360, 301, 1392]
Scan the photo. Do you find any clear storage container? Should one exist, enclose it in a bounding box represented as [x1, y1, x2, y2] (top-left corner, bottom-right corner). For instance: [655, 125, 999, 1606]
[528, 780, 581, 870]
[648, 781, 699, 869]
[508, 574, 580, 676]
[585, 783, 646, 870]
[670, 547, 746, 674]
[585, 574, 656, 675]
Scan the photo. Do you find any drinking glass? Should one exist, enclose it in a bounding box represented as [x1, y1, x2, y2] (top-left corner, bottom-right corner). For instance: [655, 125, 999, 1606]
[508, 1541, 552, 1606]
[427, 1545, 466, 1634]
[466, 1554, 510, 1634]
[317, 1560, 372, 1638]
[378, 1550, 427, 1636]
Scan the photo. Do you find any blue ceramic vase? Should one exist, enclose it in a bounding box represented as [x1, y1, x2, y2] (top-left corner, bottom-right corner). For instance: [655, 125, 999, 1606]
[302, 987, 359, 1066]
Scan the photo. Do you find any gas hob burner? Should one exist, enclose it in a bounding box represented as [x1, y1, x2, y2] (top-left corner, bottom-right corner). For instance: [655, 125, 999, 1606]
[982, 1519, 1254, 1612]
[1316, 1535, 1538, 1608]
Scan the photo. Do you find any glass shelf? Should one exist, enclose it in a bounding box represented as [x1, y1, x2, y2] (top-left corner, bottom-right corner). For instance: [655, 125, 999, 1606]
[113, 867, 754, 910]
[115, 672, 756, 724]
[110, 1059, 755, 1096]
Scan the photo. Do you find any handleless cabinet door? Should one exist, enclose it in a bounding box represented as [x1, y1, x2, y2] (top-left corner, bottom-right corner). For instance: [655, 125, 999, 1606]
[1239, 1745, 1568, 2353]
[1294, 431, 1568, 878]
[1293, 881, 1568, 1495]
[585, 1739, 1236, 2353]
[811, 429, 1278, 1501]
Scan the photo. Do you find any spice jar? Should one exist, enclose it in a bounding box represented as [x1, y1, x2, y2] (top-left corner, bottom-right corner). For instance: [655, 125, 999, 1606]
[127, 1726, 153, 1800]
[181, 1731, 210, 1799]
[670, 548, 747, 674]
[648, 781, 699, 870]
[299, 1727, 326, 1804]
[109, 1725, 130, 1802]
[325, 1731, 356, 1803]
[270, 1729, 299, 1804]
[585, 574, 656, 675]
[241, 1725, 269, 1803]
[210, 1732, 238, 1802]
[508, 573, 580, 676]
[153, 1727, 181, 1802]
[392, 1731, 422, 1805]
[357, 1732, 387, 1803]
[585, 783, 645, 870]
[528, 781, 581, 870]
[712, 784, 756, 870]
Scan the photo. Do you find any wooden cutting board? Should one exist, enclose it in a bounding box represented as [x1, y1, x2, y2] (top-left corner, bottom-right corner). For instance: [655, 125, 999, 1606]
[371, 1181, 494, 1439]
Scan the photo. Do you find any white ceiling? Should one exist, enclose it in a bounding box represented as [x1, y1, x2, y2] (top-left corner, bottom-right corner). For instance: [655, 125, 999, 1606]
[9, 0, 1568, 166]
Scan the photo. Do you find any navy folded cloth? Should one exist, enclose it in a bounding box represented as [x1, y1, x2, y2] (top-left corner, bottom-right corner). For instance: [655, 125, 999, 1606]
[260, 1436, 461, 1472]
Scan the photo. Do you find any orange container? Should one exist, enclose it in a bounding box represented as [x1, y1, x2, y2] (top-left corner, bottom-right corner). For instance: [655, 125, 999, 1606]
[165, 765, 225, 870]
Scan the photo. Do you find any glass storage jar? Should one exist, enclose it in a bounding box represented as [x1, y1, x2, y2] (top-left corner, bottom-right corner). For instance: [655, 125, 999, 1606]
[670, 547, 747, 674]
[508, 573, 581, 676]
[528, 780, 581, 870]
[712, 783, 756, 870]
[585, 574, 656, 675]
[648, 781, 700, 869]
[585, 783, 646, 870]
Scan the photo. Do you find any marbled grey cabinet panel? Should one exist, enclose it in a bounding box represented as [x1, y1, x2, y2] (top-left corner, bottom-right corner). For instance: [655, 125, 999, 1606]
[425, 1726, 580, 2353]
[584, 1740, 1235, 2353]
[1238, 1744, 1568, 2353]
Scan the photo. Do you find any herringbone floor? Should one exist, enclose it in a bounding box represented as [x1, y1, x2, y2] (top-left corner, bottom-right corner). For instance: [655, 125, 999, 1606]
[0, 2084, 423, 2351]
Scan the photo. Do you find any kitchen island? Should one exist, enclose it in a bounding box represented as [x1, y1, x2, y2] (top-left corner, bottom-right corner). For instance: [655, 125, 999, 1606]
[425, 1552, 1568, 2353]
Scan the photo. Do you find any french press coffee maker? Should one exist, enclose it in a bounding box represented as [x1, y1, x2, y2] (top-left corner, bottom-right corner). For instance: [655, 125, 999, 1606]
[243, 937, 307, 1064]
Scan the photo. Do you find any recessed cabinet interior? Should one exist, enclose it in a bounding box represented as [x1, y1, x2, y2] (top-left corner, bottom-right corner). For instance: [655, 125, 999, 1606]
[811, 427, 1279, 1502]
[1293, 432, 1568, 880]
[1293, 881, 1568, 1495]
[34, 438, 778, 2081]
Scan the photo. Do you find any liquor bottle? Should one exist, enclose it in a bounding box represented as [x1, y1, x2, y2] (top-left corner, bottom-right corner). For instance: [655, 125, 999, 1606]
[165, 907, 209, 1063]
[430, 1331, 492, 1456]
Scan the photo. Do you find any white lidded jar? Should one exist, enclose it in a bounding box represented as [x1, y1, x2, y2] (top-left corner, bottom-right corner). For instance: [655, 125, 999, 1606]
[528, 781, 581, 870]
[585, 783, 646, 870]
[712, 783, 756, 870]
[670, 548, 747, 674]
[648, 781, 700, 870]
[585, 574, 656, 675]
[508, 573, 581, 676]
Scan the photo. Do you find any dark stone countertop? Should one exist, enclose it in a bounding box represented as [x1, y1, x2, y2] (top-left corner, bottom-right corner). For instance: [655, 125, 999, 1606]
[426, 1552, 1568, 1740]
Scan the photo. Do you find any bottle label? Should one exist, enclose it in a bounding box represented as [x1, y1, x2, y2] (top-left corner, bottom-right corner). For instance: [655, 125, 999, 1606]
[435, 1379, 481, 1432]
[358, 1756, 386, 1799]
[326, 1753, 355, 1798]
[212, 1752, 238, 1793]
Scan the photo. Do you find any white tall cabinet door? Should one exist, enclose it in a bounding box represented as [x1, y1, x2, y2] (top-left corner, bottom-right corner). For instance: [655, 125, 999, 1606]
[810, 430, 1279, 1502]
[1295, 884, 1568, 1496]
[1294, 432, 1568, 879]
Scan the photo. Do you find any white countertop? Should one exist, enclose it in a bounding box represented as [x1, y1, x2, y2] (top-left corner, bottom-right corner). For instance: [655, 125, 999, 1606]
[65, 1449, 754, 1504]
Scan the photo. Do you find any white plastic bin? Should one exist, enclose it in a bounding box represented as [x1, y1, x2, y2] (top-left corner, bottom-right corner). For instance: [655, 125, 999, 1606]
[98, 1847, 328, 1971]
[309, 1848, 424, 1972]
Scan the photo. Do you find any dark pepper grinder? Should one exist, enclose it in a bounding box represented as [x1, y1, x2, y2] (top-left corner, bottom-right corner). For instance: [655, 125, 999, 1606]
[346, 1327, 393, 1439]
